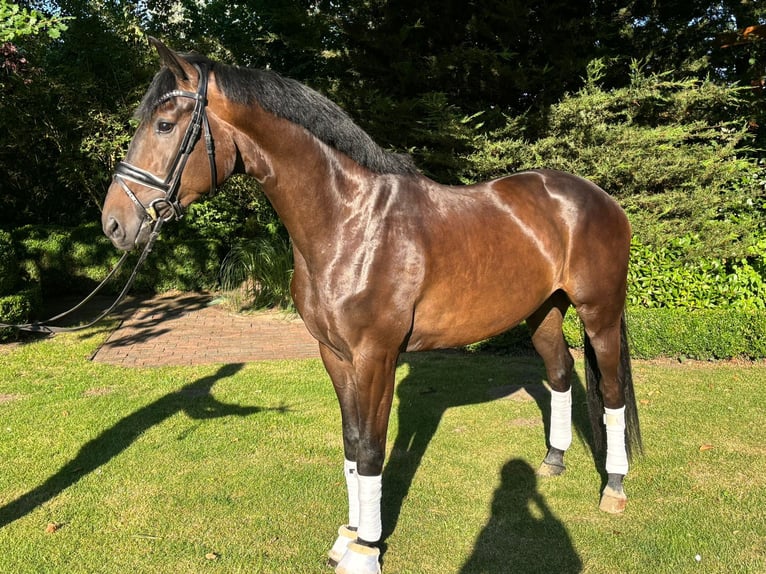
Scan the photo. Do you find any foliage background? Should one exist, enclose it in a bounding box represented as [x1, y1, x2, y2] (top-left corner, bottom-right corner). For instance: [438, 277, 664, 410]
[1, 0, 766, 352]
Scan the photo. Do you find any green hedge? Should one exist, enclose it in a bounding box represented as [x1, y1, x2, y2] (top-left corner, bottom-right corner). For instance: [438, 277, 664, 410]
[623, 308, 766, 360]
[473, 308, 766, 360]
[0, 287, 41, 340]
[1, 224, 222, 337]
[15, 224, 124, 295]
[8, 222, 223, 301]
[0, 230, 18, 295]
[135, 237, 224, 293]
[462, 62, 766, 262]
[627, 236, 766, 311]
[0, 230, 37, 337]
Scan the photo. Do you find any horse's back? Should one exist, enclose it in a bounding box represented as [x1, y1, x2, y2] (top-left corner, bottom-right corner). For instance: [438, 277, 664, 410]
[491, 169, 627, 225]
[488, 169, 631, 280]
[503, 170, 632, 311]
[406, 169, 630, 350]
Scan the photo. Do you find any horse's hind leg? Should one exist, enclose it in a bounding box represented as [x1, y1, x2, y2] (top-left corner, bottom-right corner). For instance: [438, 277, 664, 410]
[579, 308, 632, 514]
[527, 292, 575, 478]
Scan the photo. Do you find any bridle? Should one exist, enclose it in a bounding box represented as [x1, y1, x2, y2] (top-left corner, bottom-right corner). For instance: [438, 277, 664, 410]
[113, 62, 217, 227]
[0, 63, 218, 334]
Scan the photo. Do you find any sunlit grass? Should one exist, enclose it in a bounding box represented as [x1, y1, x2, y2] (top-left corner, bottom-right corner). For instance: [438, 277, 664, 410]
[0, 332, 764, 573]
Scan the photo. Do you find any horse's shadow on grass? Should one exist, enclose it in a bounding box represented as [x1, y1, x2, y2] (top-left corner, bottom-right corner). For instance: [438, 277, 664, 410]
[0, 363, 280, 528]
[383, 351, 593, 573]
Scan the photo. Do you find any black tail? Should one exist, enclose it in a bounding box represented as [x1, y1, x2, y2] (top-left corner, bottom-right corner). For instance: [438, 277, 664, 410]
[584, 311, 643, 459]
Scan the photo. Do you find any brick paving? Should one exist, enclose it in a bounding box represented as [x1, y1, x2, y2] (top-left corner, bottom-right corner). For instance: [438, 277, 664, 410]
[92, 291, 319, 366]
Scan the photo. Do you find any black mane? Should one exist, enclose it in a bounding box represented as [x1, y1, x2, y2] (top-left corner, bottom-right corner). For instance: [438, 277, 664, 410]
[137, 54, 419, 176]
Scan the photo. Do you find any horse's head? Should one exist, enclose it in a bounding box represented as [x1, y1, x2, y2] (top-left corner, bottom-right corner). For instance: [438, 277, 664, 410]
[102, 38, 232, 250]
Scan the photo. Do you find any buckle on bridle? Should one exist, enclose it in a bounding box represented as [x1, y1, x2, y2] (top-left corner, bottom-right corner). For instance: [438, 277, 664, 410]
[113, 165, 183, 224]
[148, 196, 185, 222]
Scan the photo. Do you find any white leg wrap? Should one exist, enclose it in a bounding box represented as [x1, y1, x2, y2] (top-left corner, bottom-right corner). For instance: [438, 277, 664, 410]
[604, 406, 629, 475]
[549, 388, 573, 451]
[356, 474, 382, 543]
[344, 459, 360, 528]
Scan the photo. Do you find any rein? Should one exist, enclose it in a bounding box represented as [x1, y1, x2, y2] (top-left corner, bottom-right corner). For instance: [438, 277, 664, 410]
[0, 64, 216, 334]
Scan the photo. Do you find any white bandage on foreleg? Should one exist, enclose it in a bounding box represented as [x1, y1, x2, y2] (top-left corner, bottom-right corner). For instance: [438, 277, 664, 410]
[356, 474, 382, 543]
[344, 459, 360, 528]
[604, 406, 629, 475]
[549, 388, 573, 451]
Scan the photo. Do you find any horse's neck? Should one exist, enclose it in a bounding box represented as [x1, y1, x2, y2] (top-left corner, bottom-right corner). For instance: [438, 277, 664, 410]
[228, 103, 370, 259]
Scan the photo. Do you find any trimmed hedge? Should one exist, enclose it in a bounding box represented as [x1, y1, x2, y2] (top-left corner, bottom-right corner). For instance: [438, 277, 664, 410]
[1, 223, 222, 337]
[0, 287, 41, 340]
[136, 237, 223, 293]
[472, 307, 766, 360]
[0, 230, 37, 337]
[11, 223, 223, 297]
[15, 224, 124, 295]
[623, 308, 766, 360]
[627, 236, 766, 311]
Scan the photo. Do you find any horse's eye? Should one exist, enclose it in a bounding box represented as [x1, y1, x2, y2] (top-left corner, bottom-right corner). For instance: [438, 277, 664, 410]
[156, 120, 175, 134]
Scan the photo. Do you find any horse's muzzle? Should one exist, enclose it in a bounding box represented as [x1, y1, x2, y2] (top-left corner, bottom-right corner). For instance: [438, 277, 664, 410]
[102, 210, 150, 251]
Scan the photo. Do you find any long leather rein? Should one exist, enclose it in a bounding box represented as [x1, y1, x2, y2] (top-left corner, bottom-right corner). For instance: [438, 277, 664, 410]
[0, 64, 217, 334]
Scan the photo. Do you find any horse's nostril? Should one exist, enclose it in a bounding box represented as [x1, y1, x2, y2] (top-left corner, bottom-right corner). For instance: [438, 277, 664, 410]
[104, 216, 122, 240]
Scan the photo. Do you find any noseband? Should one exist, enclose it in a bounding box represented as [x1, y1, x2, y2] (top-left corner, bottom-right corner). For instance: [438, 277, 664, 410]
[113, 63, 217, 226]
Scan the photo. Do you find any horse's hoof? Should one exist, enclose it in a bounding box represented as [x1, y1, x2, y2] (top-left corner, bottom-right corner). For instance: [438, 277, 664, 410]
[537, 447, 566, 477]
[599, 485, 627, 514]
[537, 460, 566, 477]
[328, 525, 357, 567]
[335, 542, 381, 574]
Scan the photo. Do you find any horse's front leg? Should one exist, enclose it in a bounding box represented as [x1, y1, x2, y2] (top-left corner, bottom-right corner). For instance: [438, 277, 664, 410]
[321, 343, 397, 574]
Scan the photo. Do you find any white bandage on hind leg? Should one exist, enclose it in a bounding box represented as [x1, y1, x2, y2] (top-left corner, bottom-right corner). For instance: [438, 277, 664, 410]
[549, 388, 573, 451]
[604, 406, 629, 475]
[344, 459, 360, 528]
[356, 474, 382, 543]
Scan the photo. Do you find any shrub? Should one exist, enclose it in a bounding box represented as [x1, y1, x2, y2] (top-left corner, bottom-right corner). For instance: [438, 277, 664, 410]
[179, 174, 285, 244]
[13, 223, 222, 296]
[0, 287, 40, 340]
[0, 230, 19, 295]
[220, 236, 294, 310]
[627, 235, 766, 310]
[476, 307, 766, 360]
[134, 236, 223, 293]
[571, 308, 766, 359]
[462, 60, 766, 260]
[625, 308, 766, 360]
[15, 223, 122, 295]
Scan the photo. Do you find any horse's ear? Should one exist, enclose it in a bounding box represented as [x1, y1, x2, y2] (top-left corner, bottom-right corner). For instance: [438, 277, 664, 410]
[148, 36, 198, 84]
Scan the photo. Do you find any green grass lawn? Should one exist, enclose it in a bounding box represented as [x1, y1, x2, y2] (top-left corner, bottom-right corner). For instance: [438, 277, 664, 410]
[0, 329, 764, 573]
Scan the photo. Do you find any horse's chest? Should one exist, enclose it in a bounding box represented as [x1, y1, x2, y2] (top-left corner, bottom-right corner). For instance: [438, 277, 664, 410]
[291, 255, 419, 357]
[290, 266, 354, 352]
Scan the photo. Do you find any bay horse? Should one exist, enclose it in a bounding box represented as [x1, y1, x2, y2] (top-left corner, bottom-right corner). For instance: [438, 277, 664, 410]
[102, 38, 641, 574]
